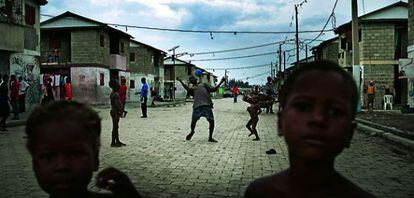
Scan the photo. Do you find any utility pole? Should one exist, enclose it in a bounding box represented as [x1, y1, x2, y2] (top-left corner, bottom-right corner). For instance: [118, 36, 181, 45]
[279, 44, 282, 71]
[295, 4, 300, 66]
[168, 45, 179, 102]
[351, 0, 361, 112]
[283, 51, 286, 71]
[305, 44, 308, 62]
[270, 62, 273, 79]
[224, 69, 228, 86]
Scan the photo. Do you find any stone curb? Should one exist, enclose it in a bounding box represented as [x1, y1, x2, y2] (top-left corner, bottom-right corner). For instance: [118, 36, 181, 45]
[357, 122, 414, 150]
[356, 118, 414, 140]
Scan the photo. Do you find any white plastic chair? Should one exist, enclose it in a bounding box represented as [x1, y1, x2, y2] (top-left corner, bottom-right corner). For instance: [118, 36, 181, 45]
[383, 95, 393, 110]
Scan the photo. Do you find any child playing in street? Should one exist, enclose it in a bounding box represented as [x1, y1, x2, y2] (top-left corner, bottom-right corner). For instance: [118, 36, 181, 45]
[177, 70, 225, 142]
[243, 95, 261, 141]
[25, 100, 141, 198]
[119, 78, 128, 118]
[109, 79, 126, 147]
[245, 61, 374, 198]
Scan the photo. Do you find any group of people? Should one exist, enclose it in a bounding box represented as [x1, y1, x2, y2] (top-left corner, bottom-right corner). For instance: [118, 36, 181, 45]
[20, 61, 375, 197]
[0, 74, 29, 131]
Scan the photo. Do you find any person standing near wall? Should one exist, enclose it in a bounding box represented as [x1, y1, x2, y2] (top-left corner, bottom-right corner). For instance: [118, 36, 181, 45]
[9, 75, 20, 120]
[18, 76, 29, 113]
[140, 77, 148, 118]
[64, 77, 73, 101]
[0, 75, 10, 131]
[367, 81, 375, 111]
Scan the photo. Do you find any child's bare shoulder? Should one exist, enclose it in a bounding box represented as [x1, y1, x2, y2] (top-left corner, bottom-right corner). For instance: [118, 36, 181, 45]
[335, 175, 376, 198]
[245, 171, 289, 198]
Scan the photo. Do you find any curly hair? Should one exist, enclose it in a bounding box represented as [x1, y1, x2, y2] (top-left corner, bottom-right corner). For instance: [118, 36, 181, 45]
[279, 60, 358, 118]
[25, 100, 102, 153]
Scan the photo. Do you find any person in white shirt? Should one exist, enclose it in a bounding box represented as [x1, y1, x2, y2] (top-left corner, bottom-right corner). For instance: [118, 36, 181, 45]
[18, 76, 29, 113]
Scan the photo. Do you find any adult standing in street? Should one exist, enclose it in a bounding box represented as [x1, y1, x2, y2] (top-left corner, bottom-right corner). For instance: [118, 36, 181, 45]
[0, 74, 10, 131]
[177, 69, 226, 142]
[140, 77, 148, 118]
[264, 76, 275, 114]
[9, 75, 20, 120]
[18, 76, 29, 113]
[233, 85, 239, 103]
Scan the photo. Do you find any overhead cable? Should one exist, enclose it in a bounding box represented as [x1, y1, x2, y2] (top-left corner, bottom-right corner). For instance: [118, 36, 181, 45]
[304, 0, 339, 45]
[204, 63, 271, 70]
[188, 52, 276, 62]
[186, 39, 295, 56]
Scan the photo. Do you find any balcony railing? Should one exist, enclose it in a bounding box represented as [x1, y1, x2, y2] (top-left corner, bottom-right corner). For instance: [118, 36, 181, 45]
[40, 49, 71, 64]
[110, 54, 127, 70]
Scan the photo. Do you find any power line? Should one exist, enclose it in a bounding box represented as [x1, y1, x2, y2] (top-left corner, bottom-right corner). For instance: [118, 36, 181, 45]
[188, 52, 276, 62]
[185, 39, 295, 56]
[205, 63, 271, 70]
[107, 22, 334, 35]
[40, 13, 333, 35]
[243, 71, 270, 81]
[304, 0, 339, 45]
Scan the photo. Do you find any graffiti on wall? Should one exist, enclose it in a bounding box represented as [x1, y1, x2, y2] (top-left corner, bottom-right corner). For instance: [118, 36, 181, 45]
[10, 54, 41, 104]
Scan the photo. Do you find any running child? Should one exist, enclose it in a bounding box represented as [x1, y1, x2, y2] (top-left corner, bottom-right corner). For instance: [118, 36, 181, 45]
[243, 95, 261, 141]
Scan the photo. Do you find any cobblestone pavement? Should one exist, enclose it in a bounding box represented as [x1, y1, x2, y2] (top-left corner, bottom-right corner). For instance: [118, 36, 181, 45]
[1, 98, 413, 198]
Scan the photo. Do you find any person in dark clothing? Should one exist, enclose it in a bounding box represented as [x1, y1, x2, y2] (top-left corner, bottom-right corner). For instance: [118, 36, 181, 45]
[42, 78, 54, 105]
[0, 74, 10, 131]
[177, 72, 226, 143]
[9, 74, 20, 120]
[109, 80, 126, 147]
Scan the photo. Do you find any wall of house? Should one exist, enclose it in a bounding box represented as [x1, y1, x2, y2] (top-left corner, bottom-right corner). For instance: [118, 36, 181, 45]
[9, 52, 41, 105]
[71, 67, 111, 104]
[360, 23, 395, 62]
[409, 0, 414, 47]
[408, 0, 414, 107]
[71, 30, 110, 65]
[322, 42, 339, 63]
[360, 23, 397, 108]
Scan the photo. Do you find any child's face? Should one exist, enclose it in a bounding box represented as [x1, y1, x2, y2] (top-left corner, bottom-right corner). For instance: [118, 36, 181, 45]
[31, 120, 98, 196]
[278, 71, 356, 161]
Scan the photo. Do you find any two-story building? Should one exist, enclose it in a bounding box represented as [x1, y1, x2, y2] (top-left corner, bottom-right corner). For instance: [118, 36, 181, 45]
[163, 57, 195, 100]
[311, 37, 339, 64]
[335, 1, 408, 108]
[40, 11, 131, 104]
[129, 40, 166, 102]
[0, 0, 47, 106]
[402, 0, 414, 108]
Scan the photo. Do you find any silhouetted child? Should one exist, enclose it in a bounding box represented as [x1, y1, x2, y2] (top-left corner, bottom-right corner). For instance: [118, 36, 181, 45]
[177, 72, 225, 142]
[244, 95, 261, 141]
[25, 100, 141, 198]
[119, 78, 128, 118]
[245, 61, 375, 198]
[109, 79, 126, 147]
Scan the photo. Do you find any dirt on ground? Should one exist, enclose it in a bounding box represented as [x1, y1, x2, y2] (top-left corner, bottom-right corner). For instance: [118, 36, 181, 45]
[357, 111, 414, 133]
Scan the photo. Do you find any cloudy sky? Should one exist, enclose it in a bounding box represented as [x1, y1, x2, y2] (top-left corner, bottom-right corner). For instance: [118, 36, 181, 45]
[41, 0, 406, 85]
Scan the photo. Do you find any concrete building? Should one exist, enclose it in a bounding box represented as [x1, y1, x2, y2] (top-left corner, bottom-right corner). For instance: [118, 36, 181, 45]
[311, 37, 339, 64]
[40, 11, 131, 104]
[163, 57, 195, 100]
[334, 2, 408, 108]
[401, 0, 414, 108]
[0, 0, 47, 106]
[129, 40, 166, 103]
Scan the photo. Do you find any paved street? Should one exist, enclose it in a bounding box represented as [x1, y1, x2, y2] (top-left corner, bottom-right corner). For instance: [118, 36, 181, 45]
[1, 98, 413, 198]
